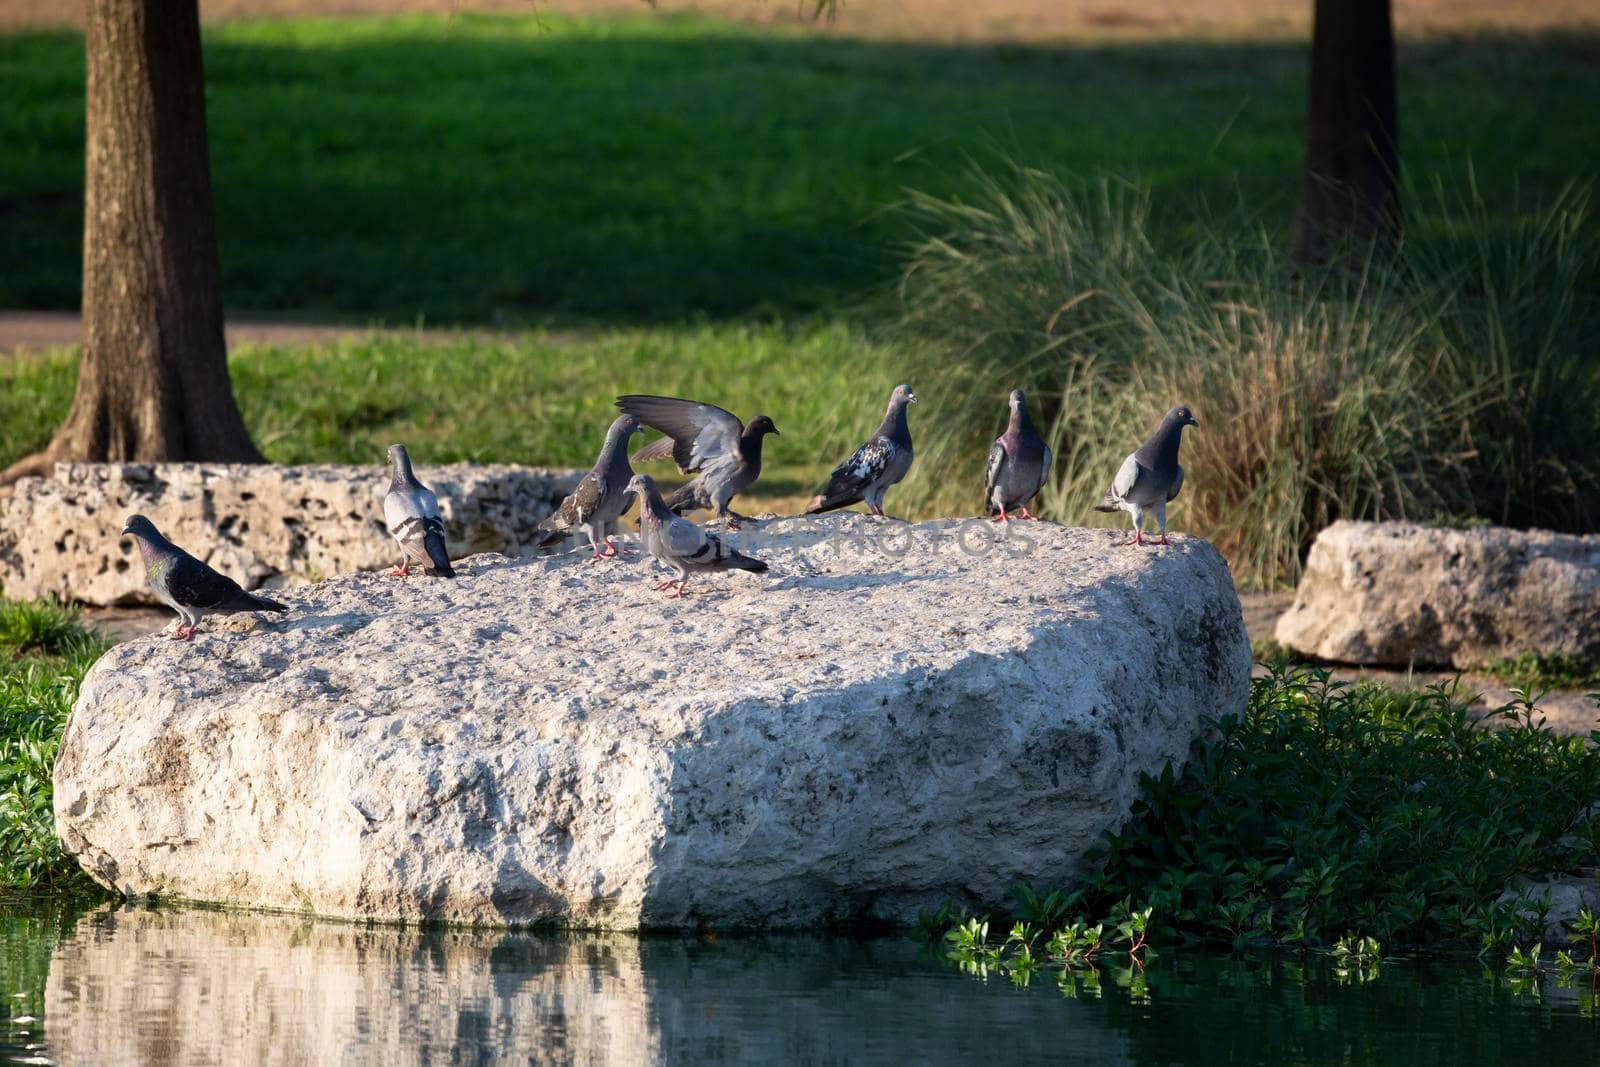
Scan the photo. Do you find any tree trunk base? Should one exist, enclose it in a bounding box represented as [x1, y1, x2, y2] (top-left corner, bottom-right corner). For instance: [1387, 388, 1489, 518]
[0, 449, 62, 489]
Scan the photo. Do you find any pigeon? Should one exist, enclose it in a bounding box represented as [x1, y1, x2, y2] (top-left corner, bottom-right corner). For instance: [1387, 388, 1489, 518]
[615, 394, 779, 527]
[1094, 405, 1199, 545]
[382, 444, 455, 578]
[537, 414, 645, 561]
[628, 474, 768, 598]
[120, 514, 288, 640]
[804, 383, 917, 518]
[984, 388, 1052, 523]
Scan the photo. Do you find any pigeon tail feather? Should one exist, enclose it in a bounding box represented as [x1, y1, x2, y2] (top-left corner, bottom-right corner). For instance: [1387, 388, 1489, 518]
[233, 591, 288, 613]
[722, 549, 768, 574]
[664, 480, 701, 514]
[422, 529, 455, 577]
[804, 490, 861, 515]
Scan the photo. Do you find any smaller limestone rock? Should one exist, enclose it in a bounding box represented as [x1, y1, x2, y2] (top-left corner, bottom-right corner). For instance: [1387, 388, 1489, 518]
[0, 463, 581, 606]
[1498, 875, 1600, 943]
[1276, 520, 1600, 670]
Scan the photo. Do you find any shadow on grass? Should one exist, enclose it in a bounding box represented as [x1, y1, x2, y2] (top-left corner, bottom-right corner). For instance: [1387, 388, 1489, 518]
[2, 14, 1596, 324]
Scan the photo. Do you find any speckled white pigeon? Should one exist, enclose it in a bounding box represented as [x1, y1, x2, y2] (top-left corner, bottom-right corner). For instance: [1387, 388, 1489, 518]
[804, 383, 916, 518]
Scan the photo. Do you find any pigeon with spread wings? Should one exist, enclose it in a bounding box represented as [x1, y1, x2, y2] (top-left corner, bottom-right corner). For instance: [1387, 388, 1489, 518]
[615, 394, 778, 527]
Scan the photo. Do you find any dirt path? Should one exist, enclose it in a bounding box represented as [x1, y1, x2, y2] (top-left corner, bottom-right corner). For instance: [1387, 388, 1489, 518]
[5, 0, 1594, 39]
[0, 310, 545, 355]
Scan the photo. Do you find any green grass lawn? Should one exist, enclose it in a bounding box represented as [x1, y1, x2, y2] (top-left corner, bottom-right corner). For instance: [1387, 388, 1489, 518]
[0, 323, 905, 509]
[2, 13, 1597, 323]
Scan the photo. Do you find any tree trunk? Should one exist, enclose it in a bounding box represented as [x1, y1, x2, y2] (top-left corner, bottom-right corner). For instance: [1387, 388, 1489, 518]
[1290, 0, 1400, 265]
[1, 0, 260, 486]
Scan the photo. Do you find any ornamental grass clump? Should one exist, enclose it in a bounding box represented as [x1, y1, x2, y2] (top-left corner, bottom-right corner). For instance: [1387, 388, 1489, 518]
[893, 163, 1600, 587]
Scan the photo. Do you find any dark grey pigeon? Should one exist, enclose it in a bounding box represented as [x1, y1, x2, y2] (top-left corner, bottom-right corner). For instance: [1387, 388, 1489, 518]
[120, 514, 287, 640]
[382, 443, 454, 578]
[537, 414, 645, 561]
[1094, 405, 1199, 545]
[984, 388, 1052, 523]
[804, 384, 917, 518]
[628, 474, 768, 598]
[615, 394, 779, 527]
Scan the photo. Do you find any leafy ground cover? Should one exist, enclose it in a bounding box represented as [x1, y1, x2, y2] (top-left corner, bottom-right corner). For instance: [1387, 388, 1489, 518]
[0, 601, 107, 894]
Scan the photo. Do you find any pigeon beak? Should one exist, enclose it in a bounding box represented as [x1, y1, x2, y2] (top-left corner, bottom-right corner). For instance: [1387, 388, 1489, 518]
[908, 393, 919, 404]
[1189, 417, 1200, 428]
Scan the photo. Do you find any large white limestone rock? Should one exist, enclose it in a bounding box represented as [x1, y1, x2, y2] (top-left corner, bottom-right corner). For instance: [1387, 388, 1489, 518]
[54, 517, 1250, 929]
[1276, 520, 1600, 669]
[0, 462, 582, 604]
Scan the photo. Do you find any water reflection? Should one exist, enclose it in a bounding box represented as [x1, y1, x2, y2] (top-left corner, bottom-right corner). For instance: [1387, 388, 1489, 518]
[1, 902, 1595, 1065]
[29, 905, 1133, 1065]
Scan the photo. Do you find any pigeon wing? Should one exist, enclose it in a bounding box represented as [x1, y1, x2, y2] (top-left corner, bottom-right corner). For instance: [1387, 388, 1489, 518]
[984, 439, 1008, 509]
[806, 437, 895, 514]
[1095, 452, 1144, 511]
[663, 512, 710, 559]
[164, 553, 249, 609]
[617, 395, 743, 474]
[545, 472, 604, 530]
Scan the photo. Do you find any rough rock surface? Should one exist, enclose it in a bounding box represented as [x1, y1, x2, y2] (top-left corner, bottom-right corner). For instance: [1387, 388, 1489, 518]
[54, 517, 1250, 929]
[1499, 875, 1600, 943]
[1276, 520, 1600, 669]
[0, 462, 582, 605]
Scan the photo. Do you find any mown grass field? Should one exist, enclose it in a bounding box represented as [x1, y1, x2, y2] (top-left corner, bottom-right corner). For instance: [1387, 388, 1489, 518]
[0, 324, 900, 512]
[2, 12, 1597, 321]
[2, 10, 1597, 572]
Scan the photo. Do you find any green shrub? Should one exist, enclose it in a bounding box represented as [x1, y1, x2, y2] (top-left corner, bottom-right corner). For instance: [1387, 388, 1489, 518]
[1483, 653, 1600, 694]
[892, 164, 1600, 587]
[0, 598, 93, 658]
[1087, 670, 1600, 949]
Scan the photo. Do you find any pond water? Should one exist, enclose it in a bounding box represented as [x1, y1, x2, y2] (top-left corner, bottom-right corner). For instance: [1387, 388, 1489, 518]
[1, 902, 1595, 1065]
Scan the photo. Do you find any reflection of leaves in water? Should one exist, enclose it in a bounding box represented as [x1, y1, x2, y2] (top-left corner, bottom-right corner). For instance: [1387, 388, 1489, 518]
[0, 899, 98, 1058]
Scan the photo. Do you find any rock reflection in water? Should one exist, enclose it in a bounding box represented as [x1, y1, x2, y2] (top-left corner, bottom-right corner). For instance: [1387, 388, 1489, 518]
[45, 907, 656, 1065]
[40, 906, 1132, 1065]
